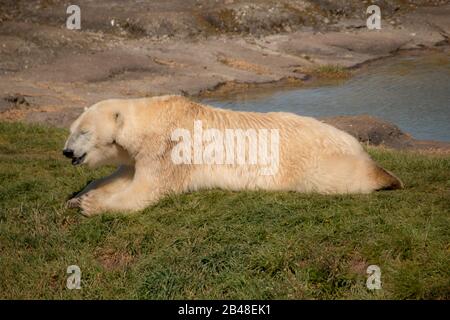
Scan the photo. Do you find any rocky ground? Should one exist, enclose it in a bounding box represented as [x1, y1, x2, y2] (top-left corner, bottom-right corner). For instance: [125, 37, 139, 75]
[0, 0, 449, 151]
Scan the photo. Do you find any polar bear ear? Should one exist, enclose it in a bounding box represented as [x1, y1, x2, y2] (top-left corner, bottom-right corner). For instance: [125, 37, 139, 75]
[114, 112, 124, 126]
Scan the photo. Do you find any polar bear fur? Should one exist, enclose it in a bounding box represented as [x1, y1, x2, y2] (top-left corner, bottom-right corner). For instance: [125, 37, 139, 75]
[64, 95, 403, 215]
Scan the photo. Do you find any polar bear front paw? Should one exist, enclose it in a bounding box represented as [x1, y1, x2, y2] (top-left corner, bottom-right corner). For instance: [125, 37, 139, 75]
[66, 197, 82, 209]
[79, 193, 103, 216]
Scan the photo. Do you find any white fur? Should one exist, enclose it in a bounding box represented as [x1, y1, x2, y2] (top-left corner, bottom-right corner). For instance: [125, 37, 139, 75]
[64, 95, 400, 215]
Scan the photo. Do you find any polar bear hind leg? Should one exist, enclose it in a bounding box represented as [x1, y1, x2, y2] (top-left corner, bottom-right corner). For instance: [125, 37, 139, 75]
[305, 154, 403, 194]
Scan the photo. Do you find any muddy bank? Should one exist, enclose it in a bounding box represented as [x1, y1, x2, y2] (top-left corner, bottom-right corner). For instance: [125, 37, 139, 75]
[0, 1, 449, 151]
[322, 115, 450, 154]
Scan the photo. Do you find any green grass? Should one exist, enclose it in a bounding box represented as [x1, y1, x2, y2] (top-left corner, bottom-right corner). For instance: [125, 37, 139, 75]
[312, 64, 351, 79]
[0, 121, 449, 299]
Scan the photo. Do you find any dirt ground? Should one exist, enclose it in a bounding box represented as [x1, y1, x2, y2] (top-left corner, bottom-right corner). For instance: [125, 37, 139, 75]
[0, 0, 449, 151]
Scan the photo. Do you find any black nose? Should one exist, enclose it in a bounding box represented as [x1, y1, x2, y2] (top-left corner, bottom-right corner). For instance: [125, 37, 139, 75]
[63, 149, 74, 158]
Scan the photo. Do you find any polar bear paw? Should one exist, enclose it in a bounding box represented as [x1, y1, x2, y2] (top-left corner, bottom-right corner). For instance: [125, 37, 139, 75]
[66, 197, 82, 209]
[79, 193, 103, 216]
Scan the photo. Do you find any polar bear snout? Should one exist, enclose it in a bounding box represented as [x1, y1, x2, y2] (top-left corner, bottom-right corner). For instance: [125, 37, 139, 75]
[63, 148, 74, 158]
[62, 147, 87, 165]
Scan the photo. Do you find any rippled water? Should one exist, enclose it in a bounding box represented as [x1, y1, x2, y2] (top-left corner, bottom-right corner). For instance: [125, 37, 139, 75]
[202, 51, 450, 142]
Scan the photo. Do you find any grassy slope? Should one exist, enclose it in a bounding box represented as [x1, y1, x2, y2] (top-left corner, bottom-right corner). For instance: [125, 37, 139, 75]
[0, 122, 449, 300]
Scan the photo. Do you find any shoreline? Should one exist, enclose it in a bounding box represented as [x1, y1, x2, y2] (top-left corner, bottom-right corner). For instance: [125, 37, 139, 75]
[196, 47, 448, 100]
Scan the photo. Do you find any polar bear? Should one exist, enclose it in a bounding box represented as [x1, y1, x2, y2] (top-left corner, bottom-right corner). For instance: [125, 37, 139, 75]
[63, 95, 403, 216]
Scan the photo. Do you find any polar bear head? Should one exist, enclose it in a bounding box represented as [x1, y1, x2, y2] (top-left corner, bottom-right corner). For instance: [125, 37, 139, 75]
[63, 100, 133, 168]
